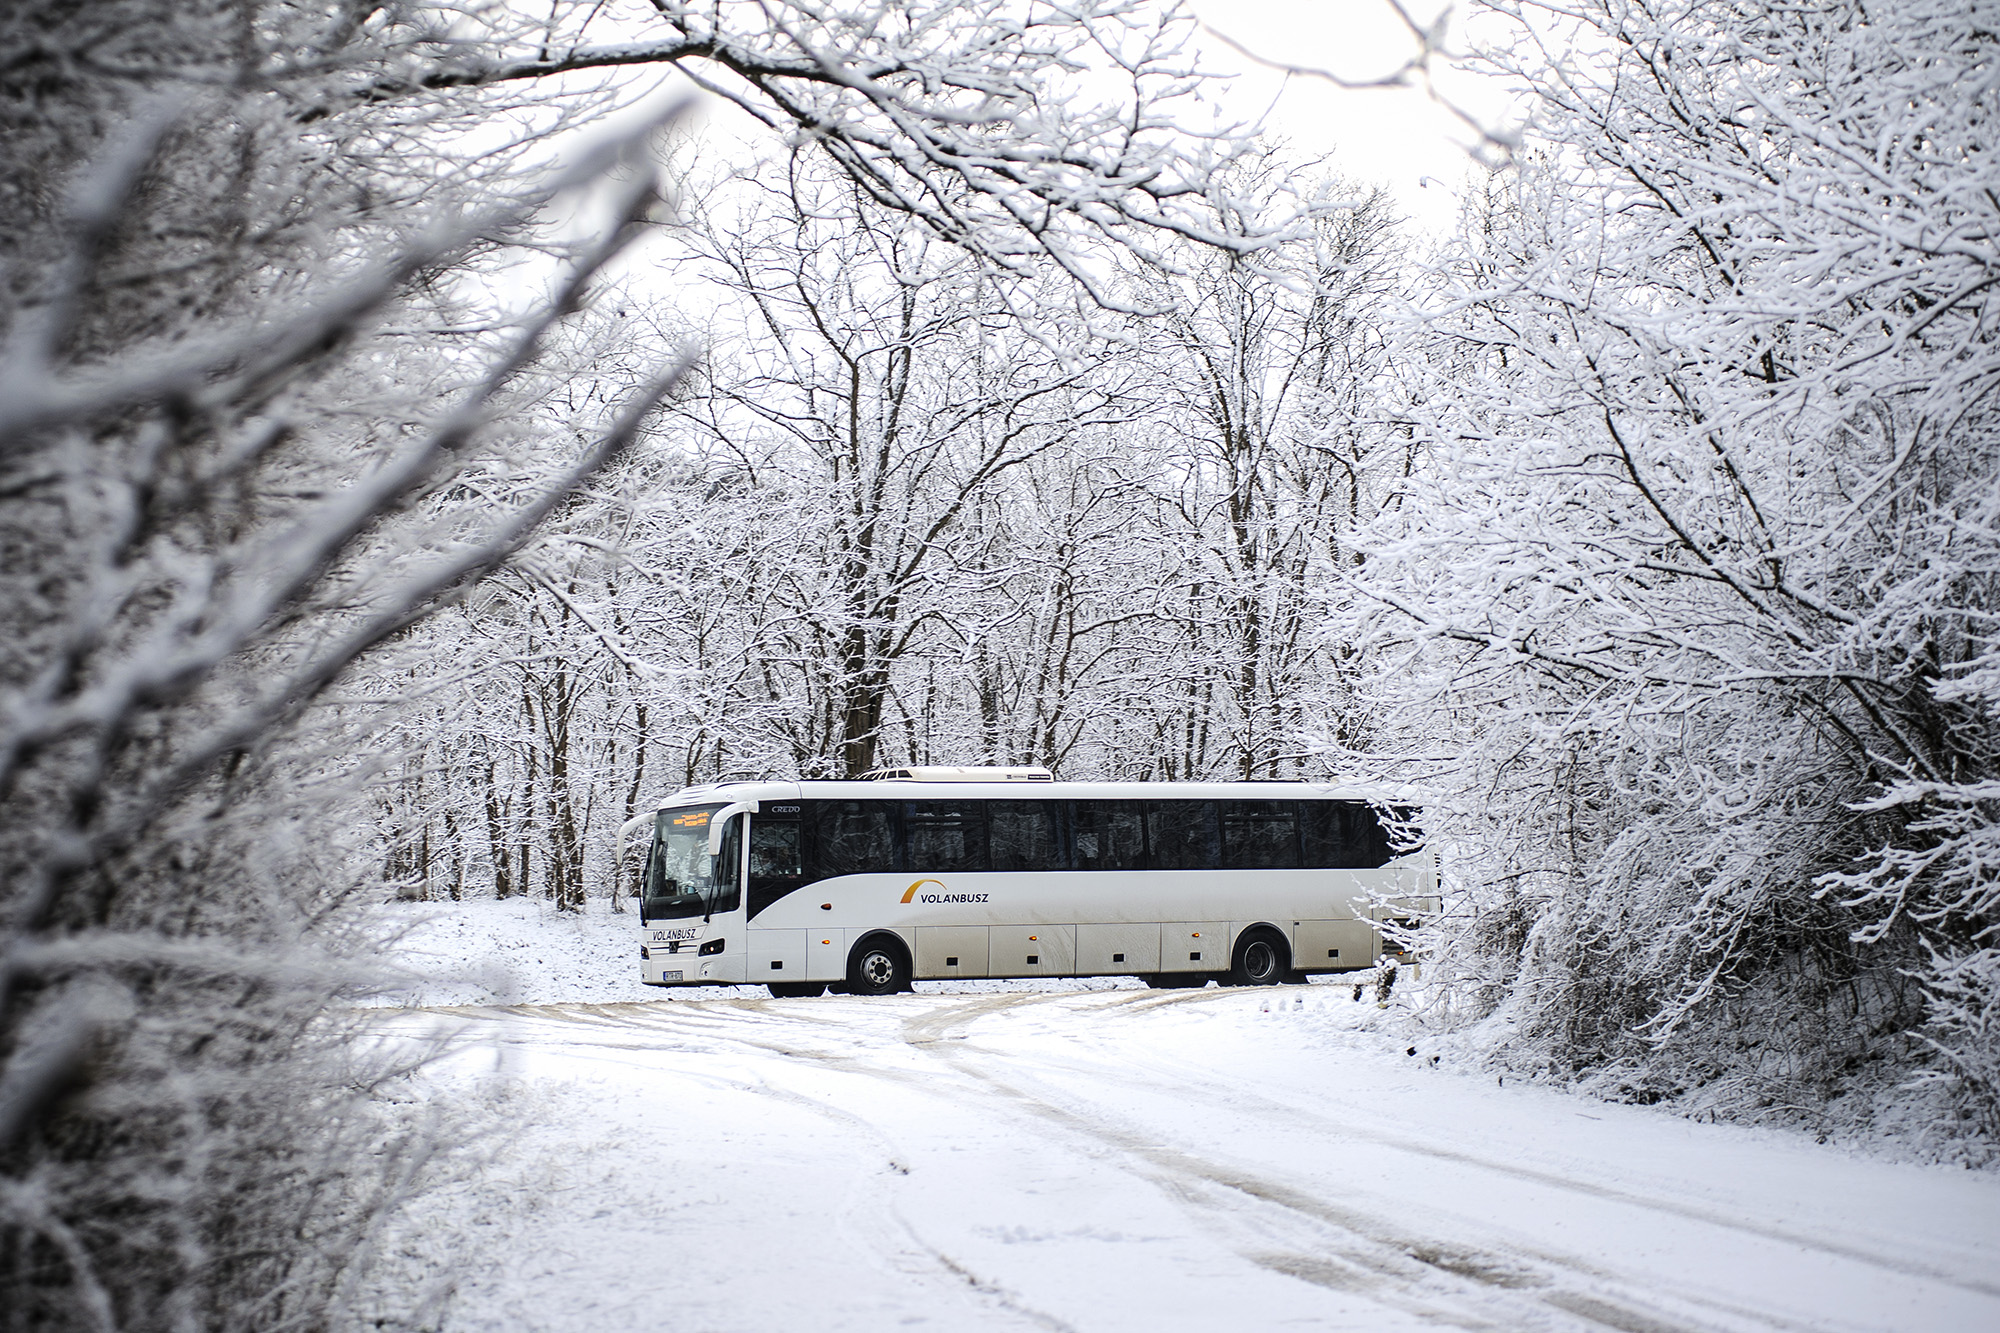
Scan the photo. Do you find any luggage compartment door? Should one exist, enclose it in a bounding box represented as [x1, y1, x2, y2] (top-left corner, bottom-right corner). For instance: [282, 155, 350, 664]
[1295, 918, 1378, 971]
[807, 930, 847, 982]
[1162, 922, 1228, 973]
[1076, 922, 1161, 975]
[915, 926, 990, 979]
[989, 924, 1075, 977]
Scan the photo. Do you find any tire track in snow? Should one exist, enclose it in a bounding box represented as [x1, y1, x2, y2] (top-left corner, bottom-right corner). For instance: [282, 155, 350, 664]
[897, 992, 1771, 1333]
[689, 1066, 1083, 1333]
[392, 991, 1971, 1332]
[416, 995, 1082, 1331]
[1057, 993, 2000, 1305]
[413, 992, 1716, 1332]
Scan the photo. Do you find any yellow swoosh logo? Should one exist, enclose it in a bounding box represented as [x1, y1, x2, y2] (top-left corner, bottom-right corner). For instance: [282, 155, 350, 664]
[901, 879, 946, 903]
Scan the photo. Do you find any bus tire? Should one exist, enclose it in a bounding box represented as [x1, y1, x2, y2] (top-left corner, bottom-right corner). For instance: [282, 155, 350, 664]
[1229, 929, 1289, 987]
[847, 934, 912, 996]
[768, 982, 828, 998]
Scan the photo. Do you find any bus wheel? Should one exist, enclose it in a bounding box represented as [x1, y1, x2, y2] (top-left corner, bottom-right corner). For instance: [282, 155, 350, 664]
[847, 936, 911, 996]
[768, 982, 827, 998]
[1229, 931, 1288, 987]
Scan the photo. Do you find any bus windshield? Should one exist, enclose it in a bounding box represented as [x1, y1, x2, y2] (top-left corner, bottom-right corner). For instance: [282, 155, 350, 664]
[642, 807, 742, 920]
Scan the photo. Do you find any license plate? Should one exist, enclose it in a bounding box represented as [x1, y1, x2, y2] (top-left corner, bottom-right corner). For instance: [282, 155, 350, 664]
[660, 970, 683, 982]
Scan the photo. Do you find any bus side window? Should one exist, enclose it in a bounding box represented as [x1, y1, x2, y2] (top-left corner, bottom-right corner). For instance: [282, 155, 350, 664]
[1300, 800, 1391, 869]
[988, 801, 1061, 871]
[1299, 800, 1344, 867]
[1221, 800, 1299, 869]
[1353, 804, 1423, 866]
[750, 821, 802, 879]
[1070, 801, 1144, 871]
[1348, 804, 1396, 868]
[812, 800, 898, 878]
[906, 801, 987, 873]
[1145, 800, 1219, 871]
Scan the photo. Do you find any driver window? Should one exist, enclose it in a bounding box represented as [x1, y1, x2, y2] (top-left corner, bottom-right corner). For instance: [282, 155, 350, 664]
[711, 814, 744, 915]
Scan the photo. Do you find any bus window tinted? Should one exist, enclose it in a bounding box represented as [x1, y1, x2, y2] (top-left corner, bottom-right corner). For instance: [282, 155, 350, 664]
[1221, 800, 1298, 869]
[1146, 800, 1219, 870]
[989, 801, 1062, 872]
[1299, 801, 1393, 869]
[1071, 801, 1144, 871]
[750, 820, 801, 878]
[810, 801, 897, 878]
[906, 801, 986, 873]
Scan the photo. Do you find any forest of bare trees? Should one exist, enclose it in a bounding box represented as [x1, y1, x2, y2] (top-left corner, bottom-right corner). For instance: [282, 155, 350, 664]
[363, 146, 1405, 909]
[0, 0, 1283, 1325]
[3, 0, 1996, 1325]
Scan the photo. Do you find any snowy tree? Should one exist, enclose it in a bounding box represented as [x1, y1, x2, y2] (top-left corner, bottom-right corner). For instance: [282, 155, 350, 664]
[0, 26, 681, 1333]
[2, 0, 1303, 1320]
[1118, 160, 1404, 777]
[1339, 0, 2000, 1137]
[672, 158, 1160, 777]
[346, 0, 1281, 289]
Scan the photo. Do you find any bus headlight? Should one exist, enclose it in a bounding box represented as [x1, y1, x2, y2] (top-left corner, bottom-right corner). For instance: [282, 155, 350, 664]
[698, 938, 725, 956]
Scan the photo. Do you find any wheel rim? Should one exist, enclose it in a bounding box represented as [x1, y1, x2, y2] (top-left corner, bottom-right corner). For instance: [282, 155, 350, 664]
[1246, 940, 1277, 983]
[860, 951, 894, 988]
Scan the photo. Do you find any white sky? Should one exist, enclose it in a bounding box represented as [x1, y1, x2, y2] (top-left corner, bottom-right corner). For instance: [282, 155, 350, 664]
[1183, 0, 1515, 235]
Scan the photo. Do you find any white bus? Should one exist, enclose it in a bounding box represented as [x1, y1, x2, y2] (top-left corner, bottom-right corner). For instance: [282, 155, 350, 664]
[624, 768, 1434, 996]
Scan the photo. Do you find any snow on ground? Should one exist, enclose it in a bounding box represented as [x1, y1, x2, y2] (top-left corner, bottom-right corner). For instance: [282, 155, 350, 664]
[359, 899, 2000, 1332]
[368, 896, 658, 1006]
[369, 896, 1149, 1006]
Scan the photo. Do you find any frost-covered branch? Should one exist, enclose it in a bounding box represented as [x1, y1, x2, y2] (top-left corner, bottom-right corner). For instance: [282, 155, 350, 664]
[303, 1, 1292, 304]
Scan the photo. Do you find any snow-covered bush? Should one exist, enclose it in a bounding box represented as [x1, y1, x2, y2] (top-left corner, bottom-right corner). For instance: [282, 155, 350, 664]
[1338, 0, 2000, 1142]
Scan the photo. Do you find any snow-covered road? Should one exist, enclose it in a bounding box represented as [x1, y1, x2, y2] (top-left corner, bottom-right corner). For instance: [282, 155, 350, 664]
[384, 985, 2000, 1332]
